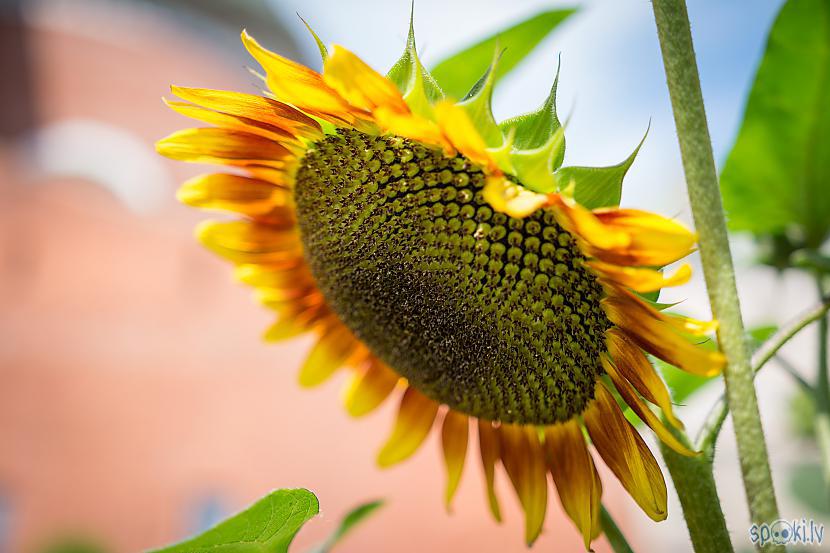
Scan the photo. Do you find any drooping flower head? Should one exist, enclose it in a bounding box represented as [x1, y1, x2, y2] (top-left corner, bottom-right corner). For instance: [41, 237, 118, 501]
[157, 15, 725, 548]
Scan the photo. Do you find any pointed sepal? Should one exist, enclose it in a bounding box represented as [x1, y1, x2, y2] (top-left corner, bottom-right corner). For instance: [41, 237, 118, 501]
[508, 126, 565, 193]
[556, 124, 649, 209]
[387, 6, 444, 118]
[457, 49, 504, 148]
[499, 58, 563, 156]
[298, 15, 328, 63]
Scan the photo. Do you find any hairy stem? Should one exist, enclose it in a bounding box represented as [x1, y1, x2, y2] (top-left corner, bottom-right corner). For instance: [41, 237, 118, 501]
[697, 297, 830, 452]
[660, 426, 733, 553]
[651, 0, 781, 541]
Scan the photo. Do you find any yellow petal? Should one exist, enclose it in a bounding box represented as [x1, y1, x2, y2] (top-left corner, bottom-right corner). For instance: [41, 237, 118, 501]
[298, 321, 361, 387]
[170, 86, 322, 139]
[156, 128, 292, 168]
[499, 425, 548, 545]
[263, 304, 331, 342]
[196, 220, 302, 264]
[602, 356, 697, 457]
[241, 30, 365, 125]
[235, 262, 313, 291]
[434, 101, 497, 171]
[164, 99, 302, 147]
[374, 106, 452, 152]
[483, 176, 549, 219]
[584, 382, 668, 521]
[602, 292, 725, 377]
[342, 358, 400, 417]
[587, 260, 692, 293]
[586, 209, 697, 267]
[477, 420, 503, 522]
[544, 421, 602, 550]
[323, 45, 409, 114]
[441, 410, 469, 510]
[377, 387, 439, 467]
[606, 328, 683, 429]
[177, 173, 290, 219]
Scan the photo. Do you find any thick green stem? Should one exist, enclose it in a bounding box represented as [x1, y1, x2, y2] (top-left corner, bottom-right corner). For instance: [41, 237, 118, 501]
[600, 505, 635, 553]
[697, 297, 830, 452]
[660, 426, 733, 553]
[651, 0, 781, 541]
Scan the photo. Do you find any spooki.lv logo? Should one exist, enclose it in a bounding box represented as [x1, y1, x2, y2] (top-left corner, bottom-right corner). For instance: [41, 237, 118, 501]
[749, 518, 824, 547]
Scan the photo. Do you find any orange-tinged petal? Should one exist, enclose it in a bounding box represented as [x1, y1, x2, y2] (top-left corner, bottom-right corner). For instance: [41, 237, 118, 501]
[170, 86, 322, 139]
[483, 176, 549, 219]
[544, 421, 602, 550]
[584, 382, 667, 521]
[342, 358, 400, 417]
[499, 425, 548, 545]
[241, 30, 365, 125]
[602, 293, 725, 377]
[177, 173, 290, 219]
[548, 194, 631, 250]
[164, 99, 302, 147]
[254, 286, 322, 310]
[299, 321, 361, 387]
[323, 45, 409, 114]
[434, 101, 497, 171]
[196, 220, 302, 264]
[156, 128, 292, 168]
[605, 282, 719, 337]
[478, 420, 503, 522]
[606, 328, 683, 429]
[374, 106, 452, 152]
[587, 260, 692, 293]
[602, 356, 697, 457]
[377, 387, 438, 467]
[441, 410, 469, 510]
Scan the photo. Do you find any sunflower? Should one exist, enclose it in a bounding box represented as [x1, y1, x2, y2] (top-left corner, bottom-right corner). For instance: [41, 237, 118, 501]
[157, 18, 725, 548]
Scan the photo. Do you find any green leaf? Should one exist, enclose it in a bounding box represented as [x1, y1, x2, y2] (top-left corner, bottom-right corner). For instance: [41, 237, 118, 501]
[555, 126, 647, 209]
[308, 500, 384, 553]
[748, 324, 778, 345]
[148, 489, 319, 553]
[720, 0, 830, 248]
[789, 462, 830, 515]
[655, 358, 717, 404]
[430, 9, 576, 99]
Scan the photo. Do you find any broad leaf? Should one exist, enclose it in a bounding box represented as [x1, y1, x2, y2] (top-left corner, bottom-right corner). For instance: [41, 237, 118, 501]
[149, 489, 319, 553]
[654, 358, 716, 405]
[720, 0, 830, 248]
[789, 462, 830, 515]
[430, 9, 576, 99]
[308, 500, 384, 553]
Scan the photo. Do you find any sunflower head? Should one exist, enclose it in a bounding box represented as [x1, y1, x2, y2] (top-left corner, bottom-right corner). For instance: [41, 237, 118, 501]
[157, 14, 725, 548]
